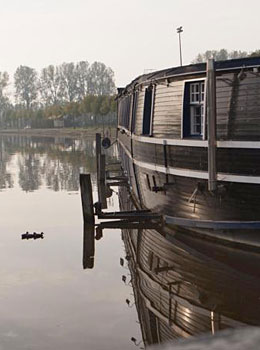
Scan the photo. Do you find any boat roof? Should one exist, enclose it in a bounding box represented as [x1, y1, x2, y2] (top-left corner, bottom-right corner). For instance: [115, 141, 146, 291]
[118, 56, 260, 96]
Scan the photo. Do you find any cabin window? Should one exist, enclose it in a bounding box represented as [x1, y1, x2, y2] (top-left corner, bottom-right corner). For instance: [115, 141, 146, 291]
[131, 91, 138, 133]
[118, 94, 132, 130]
[183, 81, 205, 138]
[142, 85, 154, 135]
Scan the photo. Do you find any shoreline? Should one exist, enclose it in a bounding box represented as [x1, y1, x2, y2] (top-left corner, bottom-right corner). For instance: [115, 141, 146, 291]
[0, 126, 116, 139]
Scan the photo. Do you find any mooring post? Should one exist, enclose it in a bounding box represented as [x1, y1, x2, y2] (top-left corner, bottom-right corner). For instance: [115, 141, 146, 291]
[83, 223, 95, 269]
[98, 153, 107, 209]
[80, 174, 94, 224]
[99, 154, 106, 182]
[207, 59, 217, 192]
[96, 133, 101, 180]
[80, 174, 95, 269]
[96, 133, 107, 209]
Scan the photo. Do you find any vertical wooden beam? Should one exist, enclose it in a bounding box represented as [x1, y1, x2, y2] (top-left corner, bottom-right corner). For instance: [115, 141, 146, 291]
[149, 85, 156, 136]
[163, 139, 169, 184]
[80, 174, 94, 224]
[96, 133, 101, 180]
[99, 154, 106, 182]
[227, 73, 239, 139]
[83, 223, 95, 269]
[80, 174, 95, 269]
[207, 59, 217, 192]
[98, 153, 107, 209]
[96, 132, 107, 209]
[99, 182, 108, 209]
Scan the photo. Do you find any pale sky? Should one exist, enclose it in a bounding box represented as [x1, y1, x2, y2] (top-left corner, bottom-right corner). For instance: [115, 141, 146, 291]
[0, 0, 259, 87]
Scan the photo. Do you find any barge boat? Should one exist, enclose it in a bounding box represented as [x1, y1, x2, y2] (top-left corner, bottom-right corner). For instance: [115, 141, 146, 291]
[116, 57, 260, 247]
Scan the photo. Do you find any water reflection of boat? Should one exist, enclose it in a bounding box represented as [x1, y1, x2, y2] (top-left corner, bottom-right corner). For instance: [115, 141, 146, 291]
[117, 57, 260, 247]
[119, 187, 260, 347]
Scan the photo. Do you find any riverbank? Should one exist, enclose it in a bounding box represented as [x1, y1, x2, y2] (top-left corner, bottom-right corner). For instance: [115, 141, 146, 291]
[0, 126, 116, 139]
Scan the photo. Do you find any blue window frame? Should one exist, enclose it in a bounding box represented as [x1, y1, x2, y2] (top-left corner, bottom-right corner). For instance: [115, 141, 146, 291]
[142, 86, 153, 135]
[183, 81, 205, 138]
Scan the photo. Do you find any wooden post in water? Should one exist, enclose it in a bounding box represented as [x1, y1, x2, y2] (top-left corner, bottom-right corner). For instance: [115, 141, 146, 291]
[96, 133, 107, 209]
[80, 174, 95, 269]
[80, 174, 94, 224]
[96, 133, 101, 181]
[83, 223, 95, 269]
[207, 59, 217, 192]
[99, 154, 107, 209]
[99, 154, 106, 182]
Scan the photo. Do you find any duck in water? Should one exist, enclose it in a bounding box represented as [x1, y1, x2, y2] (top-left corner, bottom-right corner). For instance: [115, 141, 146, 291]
[21, 232, 44, 240]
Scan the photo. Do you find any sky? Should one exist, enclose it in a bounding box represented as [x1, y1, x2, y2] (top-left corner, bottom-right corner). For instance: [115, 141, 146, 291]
[0, 0, 259, 87]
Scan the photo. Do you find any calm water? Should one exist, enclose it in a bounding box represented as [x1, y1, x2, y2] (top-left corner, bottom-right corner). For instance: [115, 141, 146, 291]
[1, 134, 260, 350]
[0, 135, 141, 350]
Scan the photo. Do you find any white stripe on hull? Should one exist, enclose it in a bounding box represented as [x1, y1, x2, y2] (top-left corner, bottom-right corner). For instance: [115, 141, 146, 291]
[118, 126, 260, 149]
[118, 138, 260, 184]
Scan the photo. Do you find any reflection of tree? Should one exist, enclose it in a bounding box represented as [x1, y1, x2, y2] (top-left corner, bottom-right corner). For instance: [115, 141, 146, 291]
[43, 158, 81, 191]
[1, 135, 118, 193]
[0, 158, 14, 189]
[42, 147, 96, 192]
[0, 137, 14, 189]
[18, 153, 42, 192]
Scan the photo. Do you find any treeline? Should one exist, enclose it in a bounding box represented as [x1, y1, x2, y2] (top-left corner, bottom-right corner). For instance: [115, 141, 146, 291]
[6, 95, 117, 129]
[0, 60, 117, 128]
[192, 49, 260, 63]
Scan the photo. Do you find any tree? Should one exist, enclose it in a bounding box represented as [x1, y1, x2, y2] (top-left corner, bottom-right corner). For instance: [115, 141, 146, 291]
[59, 62, 78, 102]
[229, 50, 248, 59]
[192, 49, 248, 63]
[44, 104, 64, 119]
[75, 60, 89, 100]
[18, 153, 42, 192]
[0, 71, 9, 95]
[249, 50, 260, 57]
[2, 59, 117, 129]
[14, 66, 38, 109]
[0, 71, 10, 112]
[88, 62, 116, 95]
[64, 101, 80, 117]
[100, 96, 111, 116]
[39, 65, 62, 106]
[90, 95, 103, 115]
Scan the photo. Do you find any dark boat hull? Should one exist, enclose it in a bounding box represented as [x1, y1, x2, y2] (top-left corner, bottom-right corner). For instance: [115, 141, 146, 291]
[118, 139, 260, 248]
[116, 57, 260, 247]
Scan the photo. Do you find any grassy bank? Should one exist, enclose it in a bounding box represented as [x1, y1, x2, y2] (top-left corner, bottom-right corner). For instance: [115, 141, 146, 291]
[0, 126, 117, 139]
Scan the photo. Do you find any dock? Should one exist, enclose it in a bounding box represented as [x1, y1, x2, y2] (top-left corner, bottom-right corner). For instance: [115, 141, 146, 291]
[79, 134, 162, 268]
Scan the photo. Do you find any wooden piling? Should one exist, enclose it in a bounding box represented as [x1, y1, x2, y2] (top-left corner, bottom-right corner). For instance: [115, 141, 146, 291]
[83, 223, 95, 269]
[80, 174, 95, 269]
[96, 133, 101, 179]
[98, 154, 107, 209]
[99, 181, 108, 209]
[99, 154, 106, 182]
[79, 174, 94, 224]
[207, 59, 217, 192]
[96, 133, 107, 209]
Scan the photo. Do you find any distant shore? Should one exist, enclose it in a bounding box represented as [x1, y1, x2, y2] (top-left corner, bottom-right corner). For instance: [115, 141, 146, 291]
[0, 126, 117, 139]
